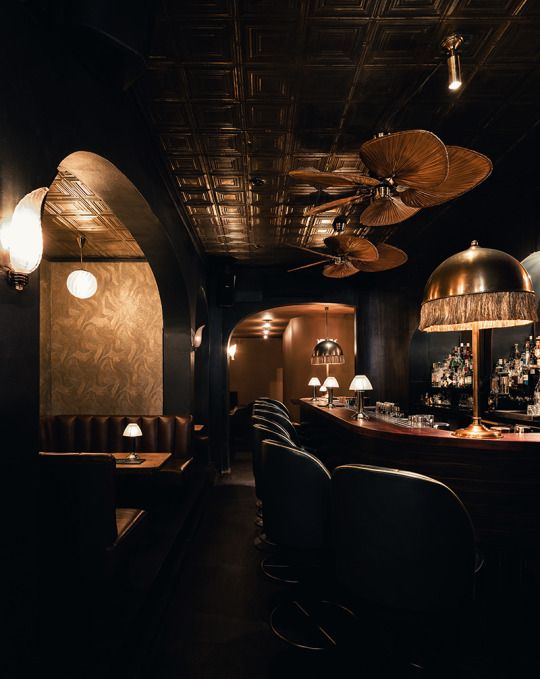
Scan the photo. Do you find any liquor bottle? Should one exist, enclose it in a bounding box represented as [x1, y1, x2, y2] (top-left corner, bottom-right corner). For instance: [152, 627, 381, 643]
[535, 337, 540, 361]
[524, 338, 531, 366]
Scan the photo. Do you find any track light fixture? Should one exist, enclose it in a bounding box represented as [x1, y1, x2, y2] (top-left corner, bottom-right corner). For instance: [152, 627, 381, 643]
[441, 34, 464, 92]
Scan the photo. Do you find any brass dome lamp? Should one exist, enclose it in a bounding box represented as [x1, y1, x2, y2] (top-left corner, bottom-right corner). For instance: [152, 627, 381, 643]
[311, 306, 345, 365]
[420, 241, 538, 439]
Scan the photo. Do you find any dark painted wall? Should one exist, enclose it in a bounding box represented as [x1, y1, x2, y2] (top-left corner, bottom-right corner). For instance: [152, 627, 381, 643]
[1, 5, 207, 671]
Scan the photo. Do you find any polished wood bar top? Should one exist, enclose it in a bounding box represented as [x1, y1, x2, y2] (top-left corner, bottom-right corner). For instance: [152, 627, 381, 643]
[300, 398, 540, 546]
[300, 399, 540, 452]
[112, 452, 171, 470]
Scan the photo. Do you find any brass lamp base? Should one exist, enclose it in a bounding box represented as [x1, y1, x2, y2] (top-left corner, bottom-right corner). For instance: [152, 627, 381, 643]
[452, 419, 502, 439]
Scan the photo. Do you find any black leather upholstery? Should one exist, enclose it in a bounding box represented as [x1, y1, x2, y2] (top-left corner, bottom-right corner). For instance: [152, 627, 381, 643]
[40, 414, 193, 459]
[261, 439, 331, 551]
[332, 464, 476, 612]
[251, 415, 293, 442]
[256, 397, 289, 416]
[252, 423, 293, 501]
[39, 452, 147, 578]
[252, 407, 301, 446]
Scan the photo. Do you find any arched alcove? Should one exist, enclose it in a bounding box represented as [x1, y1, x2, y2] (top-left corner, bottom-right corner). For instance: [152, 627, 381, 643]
[43, 151, 193, 413]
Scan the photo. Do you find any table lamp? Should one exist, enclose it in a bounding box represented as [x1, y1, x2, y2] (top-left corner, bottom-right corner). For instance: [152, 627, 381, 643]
[322, 376, 339, 408]
[120, 423, 145, 464]
[420, 240, 538, 439]
[349, 374, 373, 419]
[308, 377, 321, 400]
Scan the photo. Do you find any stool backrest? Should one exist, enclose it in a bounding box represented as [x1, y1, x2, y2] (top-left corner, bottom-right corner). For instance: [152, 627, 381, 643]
[252, 408, 299, 445]
[256, 397, 289, 416]
[252, 423, 293, 499]
[332, 464, 476, 612]
[261, 439, 331, 550]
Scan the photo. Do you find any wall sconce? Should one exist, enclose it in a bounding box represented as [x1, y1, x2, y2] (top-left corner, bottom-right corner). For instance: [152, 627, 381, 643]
[0, 187, 48, 290]
[66, 235, 98, 299]
[191, 324, 205, 350]
[441, 34, 464, 91]
[228, 343, 237, 360]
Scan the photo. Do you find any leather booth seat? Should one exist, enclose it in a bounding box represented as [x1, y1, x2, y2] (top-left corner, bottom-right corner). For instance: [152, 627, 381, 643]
[40, 414, 197, 485]
[40, 414, 192, 457]
[39, 452, 147, 580]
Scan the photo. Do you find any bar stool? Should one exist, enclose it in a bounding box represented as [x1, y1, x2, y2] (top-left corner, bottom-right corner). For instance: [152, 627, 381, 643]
[261, 439, 355, 650]
[332, 464, 477, 671]
[252, 407, 303, 447]
[256, 397, 290, 417]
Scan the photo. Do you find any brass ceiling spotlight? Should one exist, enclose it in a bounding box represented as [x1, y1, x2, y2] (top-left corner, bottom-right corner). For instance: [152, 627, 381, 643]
[441, 34, 464, 92]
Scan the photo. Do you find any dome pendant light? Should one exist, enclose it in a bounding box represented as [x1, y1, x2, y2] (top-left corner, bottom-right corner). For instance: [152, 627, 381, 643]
[311, 306, 345, 365]
[67, 235, 97, 299]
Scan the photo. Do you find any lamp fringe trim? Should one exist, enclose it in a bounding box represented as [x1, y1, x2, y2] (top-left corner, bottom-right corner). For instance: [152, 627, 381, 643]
[311, 356, 346, 365]
[420, 291, 538, 332]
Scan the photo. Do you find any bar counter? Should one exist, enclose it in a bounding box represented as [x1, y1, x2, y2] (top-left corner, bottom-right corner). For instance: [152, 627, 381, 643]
[300, 398, 540, 549]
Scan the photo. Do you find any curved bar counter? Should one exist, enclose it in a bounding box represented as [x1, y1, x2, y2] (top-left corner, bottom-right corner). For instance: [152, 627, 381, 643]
[300, 399, 540, 549]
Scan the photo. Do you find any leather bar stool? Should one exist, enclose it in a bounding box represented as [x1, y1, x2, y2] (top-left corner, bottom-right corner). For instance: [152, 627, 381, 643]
[332, 464, 478, 672]
[250, 415, 294, 539]
[261, 439, 355, 650]
[252, 406, 303, 448]
[256, 397, 290, 417]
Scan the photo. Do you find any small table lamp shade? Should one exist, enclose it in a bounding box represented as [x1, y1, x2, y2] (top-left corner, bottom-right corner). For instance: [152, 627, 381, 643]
[349, 375, 373, 392]
[322, 376, 339, 408]
[123, 423, 143, 438]
[121, 423, 144, 463]
[349, 375, 372, 419]
[308, 376, 322, 400]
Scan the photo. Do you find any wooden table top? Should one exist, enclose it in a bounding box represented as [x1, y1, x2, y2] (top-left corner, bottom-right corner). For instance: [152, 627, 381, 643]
[112, 452, 171, 470]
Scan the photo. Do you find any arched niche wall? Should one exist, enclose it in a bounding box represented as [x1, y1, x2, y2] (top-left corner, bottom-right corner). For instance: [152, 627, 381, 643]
[59, 151, 193, 414]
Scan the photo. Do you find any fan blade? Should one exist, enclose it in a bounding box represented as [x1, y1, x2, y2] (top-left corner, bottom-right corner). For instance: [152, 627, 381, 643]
[323, 235, 379, 262]
[287, 260, 328, 272]
[360, 196, 420, 227]
[350, 243, 408, 272]
[305, 194, 369, 216]
[322, 261, 360, 278]
[289, 169, 380, 188]
[400, 147, 493, 208]
[359, 130, 449, 190]
[287, 244, 336, 259]
[333, 173, 381, 187]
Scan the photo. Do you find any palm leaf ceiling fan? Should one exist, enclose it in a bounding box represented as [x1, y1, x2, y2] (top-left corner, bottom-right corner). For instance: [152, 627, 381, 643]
[289, 130, 492, 227]
[287, 233, 408, 279]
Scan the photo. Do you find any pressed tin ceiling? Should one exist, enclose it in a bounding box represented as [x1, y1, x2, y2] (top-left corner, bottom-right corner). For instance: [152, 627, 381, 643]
[42, 170, 144, 260]
[133, 0, 540, 266]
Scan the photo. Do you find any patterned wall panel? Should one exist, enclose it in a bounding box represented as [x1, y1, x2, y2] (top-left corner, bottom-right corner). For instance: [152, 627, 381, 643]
[40, 262, 163, 416]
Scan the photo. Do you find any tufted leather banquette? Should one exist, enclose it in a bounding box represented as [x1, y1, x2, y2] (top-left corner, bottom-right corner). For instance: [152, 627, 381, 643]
[40, 414, 193, 459]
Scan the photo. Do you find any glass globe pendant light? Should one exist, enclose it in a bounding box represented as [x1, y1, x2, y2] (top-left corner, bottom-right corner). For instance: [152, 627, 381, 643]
[67, 235, 97, 299]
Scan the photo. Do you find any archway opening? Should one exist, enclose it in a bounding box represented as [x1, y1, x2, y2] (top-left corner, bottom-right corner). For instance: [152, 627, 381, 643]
[227, 302, 355, 467]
